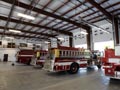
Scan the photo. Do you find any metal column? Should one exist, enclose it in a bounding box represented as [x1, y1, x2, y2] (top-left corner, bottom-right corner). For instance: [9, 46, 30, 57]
[86, 28, 93, 50]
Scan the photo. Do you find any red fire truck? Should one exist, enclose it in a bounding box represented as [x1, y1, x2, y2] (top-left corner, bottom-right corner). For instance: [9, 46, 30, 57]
[43, 46, 101, 74]
[16, 49, 34, 65]
[17, 49, 47, 66]
[102, 46, 120, 79]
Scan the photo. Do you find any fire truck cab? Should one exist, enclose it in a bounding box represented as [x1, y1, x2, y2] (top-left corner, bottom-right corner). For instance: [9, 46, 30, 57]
[43, 46, 101, 74]
[102, 46, 120, 79]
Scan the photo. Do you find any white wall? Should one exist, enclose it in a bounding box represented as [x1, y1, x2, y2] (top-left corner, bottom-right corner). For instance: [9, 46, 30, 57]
[0, 48, 19, 62]
[73, 22, 113, 50]
[15, 39, 27, 46]
[0, 38, 42, 61]
[57, 35, 70, 47]
[73, 36, 87, 45]
[92, 23, 113, 42]
[61, 37, 69, 46]
[73, 28, 87, 45]
[48, 22, 114, 50]
[50, 39, 57, 48]
[2, 39, 8, 47]
[42, 44, 48, 50]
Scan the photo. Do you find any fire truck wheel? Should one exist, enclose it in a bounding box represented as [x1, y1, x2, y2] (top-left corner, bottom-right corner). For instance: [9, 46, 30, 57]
[97, 64, 101, 69]
[40, 64, 44, 68]
[68, 63, 79, 74]
[27, 59, 31, 65]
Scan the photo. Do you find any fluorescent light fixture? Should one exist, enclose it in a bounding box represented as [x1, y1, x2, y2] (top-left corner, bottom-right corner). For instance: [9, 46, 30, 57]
[9, 29, 21, 33]
[17, 13, 35, 20]
[36, 44, 41, 46]
[101, 29, 110, 34]
[80, 31, 88, 35]
[45, 41, 50, 44]
[58, 37, 64, 41]
[5, 36, 14, 39]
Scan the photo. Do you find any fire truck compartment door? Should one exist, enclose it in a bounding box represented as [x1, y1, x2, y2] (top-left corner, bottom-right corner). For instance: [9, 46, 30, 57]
[109, 58, 120, 64]
[44, 60, 54, 71]
[115, 71, 120, 77]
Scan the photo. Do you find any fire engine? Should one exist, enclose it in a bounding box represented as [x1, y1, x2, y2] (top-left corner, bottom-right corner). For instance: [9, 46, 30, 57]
[16, 49, 47, 66]
[43, 46, 101, 74]
[16, 49, 34, 65]
[102, 46, 120, 79]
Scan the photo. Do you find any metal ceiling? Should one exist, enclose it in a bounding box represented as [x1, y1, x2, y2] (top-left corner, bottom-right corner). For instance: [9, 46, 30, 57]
[0, 0, 119, 41]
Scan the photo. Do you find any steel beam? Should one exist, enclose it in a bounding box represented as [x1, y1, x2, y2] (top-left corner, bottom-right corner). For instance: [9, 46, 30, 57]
[85, 0, 112, 21]
[0, 32, 49, 40]
[14, 0, 36, 29]
[82, 2, 120, 19]
[2, 0, 91, 31]
[0, 16, 72, 36]
[4, 0, 15, 34]
[0, 26, 56, 38]
[22, 0, 53, 31]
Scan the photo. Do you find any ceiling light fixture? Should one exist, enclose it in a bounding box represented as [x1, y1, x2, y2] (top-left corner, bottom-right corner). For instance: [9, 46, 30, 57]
[45, 41, 50, 44]
[80, 31, 88, 35]
[17, 13, 35, 20]
[9, 29, 21, 33]
[5, 36, 14, 39]
[100, 29, 110, 34]
[58, 37, 64, 41]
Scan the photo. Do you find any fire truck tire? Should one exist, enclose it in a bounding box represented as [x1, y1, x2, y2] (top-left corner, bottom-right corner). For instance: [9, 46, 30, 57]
[68, 63, 79, 74]
[40, 64, 44, 68]
[97, 64, 101, 69]
[27, 59, 31, 65]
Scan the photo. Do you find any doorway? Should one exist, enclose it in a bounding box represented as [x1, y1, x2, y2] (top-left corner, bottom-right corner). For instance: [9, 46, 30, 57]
[3, 54, 8, 62]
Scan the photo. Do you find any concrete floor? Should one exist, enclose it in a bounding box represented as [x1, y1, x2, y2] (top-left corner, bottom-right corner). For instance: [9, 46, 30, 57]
[0, 62, 120, 90]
